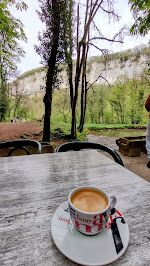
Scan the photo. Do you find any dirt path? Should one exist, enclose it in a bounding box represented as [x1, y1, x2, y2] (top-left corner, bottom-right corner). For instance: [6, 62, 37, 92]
[0, 122, 43, 142]
[0, 122, 118, 150]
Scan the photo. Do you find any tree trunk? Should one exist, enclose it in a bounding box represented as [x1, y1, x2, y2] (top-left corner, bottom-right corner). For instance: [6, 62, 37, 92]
[78, 87, 87, 133]
[71, 97, 77, 138]
[78, 70, 85, 132]
[101, 99, 104, 123]
[70, 45, 81, 138]
[43, 92, 52, 142]
[69, 62, 74, 108]
[42, 0, 60, 142]
[78, 40, 88, 133]
[0, 63, 7, 122]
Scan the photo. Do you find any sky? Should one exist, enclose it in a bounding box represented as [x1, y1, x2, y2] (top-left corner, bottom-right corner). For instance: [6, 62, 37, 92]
[10, 0, 150, 76]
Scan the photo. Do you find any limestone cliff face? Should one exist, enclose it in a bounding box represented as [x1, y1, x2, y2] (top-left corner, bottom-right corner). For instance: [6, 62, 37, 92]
[16, 70, 46, 96]
[87, 54, 149, 84]
[12, 53, 149, 95]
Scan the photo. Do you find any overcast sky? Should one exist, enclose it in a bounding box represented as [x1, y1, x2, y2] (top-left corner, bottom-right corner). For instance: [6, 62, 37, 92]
[11, 0, 150, 76]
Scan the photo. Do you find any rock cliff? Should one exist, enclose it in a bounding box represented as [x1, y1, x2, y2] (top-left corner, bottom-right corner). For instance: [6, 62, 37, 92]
[11, 48, 150, 96]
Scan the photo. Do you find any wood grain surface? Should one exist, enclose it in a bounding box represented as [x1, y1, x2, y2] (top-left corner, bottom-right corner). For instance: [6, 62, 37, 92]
[0, 150, 150, 266]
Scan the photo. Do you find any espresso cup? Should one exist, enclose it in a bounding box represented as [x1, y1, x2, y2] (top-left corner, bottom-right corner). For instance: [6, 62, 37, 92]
[68, 186, 117, 235]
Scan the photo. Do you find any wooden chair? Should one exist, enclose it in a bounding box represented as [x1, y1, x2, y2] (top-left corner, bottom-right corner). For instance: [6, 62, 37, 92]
[0, 139, 42, 157]
[55, 141, 124, 166]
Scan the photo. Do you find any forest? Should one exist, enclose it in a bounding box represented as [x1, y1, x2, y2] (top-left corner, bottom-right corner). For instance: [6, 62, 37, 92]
[1, 0, 150, 141]
[9, 69, 149, 127]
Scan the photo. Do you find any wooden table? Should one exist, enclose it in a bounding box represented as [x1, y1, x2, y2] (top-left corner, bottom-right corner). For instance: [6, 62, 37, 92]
[0, 150, 150, 266]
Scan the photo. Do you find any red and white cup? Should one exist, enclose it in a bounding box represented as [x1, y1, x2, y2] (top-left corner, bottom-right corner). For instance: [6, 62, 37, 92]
[68, 186, 117, 235]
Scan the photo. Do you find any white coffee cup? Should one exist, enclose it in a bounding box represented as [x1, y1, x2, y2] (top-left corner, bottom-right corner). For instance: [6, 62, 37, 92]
[68, 186, 117, 235]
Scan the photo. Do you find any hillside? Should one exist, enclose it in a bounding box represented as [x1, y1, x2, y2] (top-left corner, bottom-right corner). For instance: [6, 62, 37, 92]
[11, 45, 150, 96]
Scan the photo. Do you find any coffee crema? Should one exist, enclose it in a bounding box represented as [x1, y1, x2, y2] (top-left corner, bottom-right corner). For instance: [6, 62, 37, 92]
[71, 188, 108, 212]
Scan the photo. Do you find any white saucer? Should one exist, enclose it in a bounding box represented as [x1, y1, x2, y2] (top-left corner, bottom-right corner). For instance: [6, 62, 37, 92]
[51, 202, 130, 266]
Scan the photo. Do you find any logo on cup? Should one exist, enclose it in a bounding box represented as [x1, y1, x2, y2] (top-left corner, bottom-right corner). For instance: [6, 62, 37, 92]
[74, 213, 104, 233]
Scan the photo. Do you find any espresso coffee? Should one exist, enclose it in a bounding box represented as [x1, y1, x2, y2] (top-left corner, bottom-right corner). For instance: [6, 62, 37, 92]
[71, 188, 108, 212]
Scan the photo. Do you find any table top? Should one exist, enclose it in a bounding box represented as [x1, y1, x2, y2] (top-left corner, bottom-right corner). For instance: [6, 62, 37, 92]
[0, 150, 150, 266]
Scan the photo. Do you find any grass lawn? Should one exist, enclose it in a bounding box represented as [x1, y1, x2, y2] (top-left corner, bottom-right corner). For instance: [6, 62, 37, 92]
[50, 121, 147, 140]
[51, 121, 147, 130]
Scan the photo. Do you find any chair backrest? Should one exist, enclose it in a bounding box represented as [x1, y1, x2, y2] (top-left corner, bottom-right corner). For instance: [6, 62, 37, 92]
[0, 139, 42, 157]
[55, 141, 124, 166]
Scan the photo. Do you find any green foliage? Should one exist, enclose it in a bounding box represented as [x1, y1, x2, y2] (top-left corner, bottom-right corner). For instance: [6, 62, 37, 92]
[0, 0, 27, 73]
[50, 122, 87, 141]
[129, 0, 150, 35]
[26, 95, 44, 120]
[52, 88, 71, 123]
[86, 84, 110, 124]
[35, 0, 74, 72]
[141, 45, 150, 56]
[17, 105, 28, 119]
[5, 70, 150, 126]
[0, 86, 8, 121]
[109, 75, 129, 123]
[85, 73, 149, 125]
[42, 72, 148, 126]
[0, 0, 27, 121]
[85, 123, 137, 131]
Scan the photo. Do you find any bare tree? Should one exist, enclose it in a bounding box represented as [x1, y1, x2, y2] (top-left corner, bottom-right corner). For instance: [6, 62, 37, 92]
[71, 0, 126, 137]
